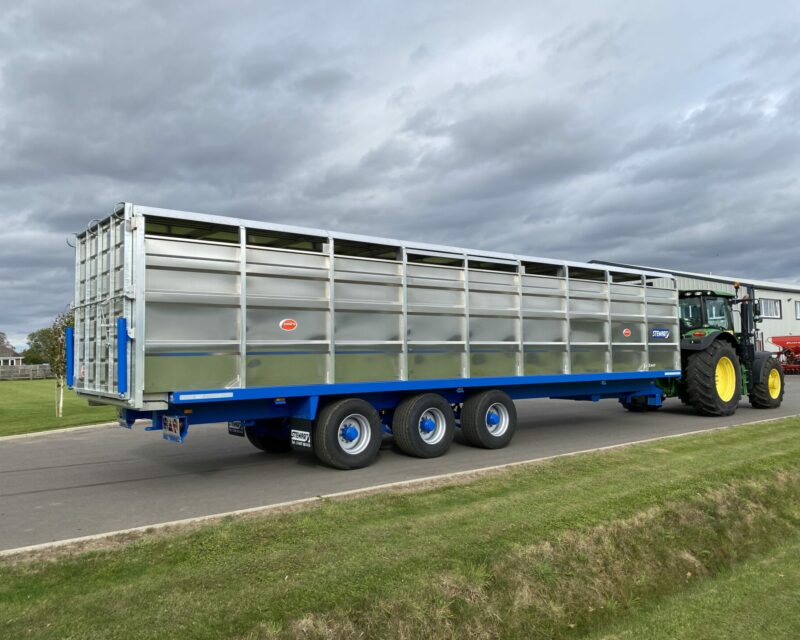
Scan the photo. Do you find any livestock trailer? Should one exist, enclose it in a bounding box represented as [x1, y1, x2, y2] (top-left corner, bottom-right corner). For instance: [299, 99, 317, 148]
[68, 203, 681, 469]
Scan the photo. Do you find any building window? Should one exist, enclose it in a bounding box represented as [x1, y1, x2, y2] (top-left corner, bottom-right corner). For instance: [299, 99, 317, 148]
[759, 298, 782, 319]
[795, 300, 800, 320]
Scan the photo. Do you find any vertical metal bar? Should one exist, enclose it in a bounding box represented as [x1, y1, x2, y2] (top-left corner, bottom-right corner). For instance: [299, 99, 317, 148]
[239, 225, 247, 388]
[564, 266, 571, 374]
[81, 230, 93, 389]
[66, 327, 74, 388]
[117, 317, 128, 395]
[400, 247, 408, 381]
[327, 236, 336, 384]
[605, 270, 613, 373]
[122, 205, 135, 401]
[73, 230, 83, 390]
[132, 208, 147, 407]
[107, 220, 116, 392]
[516, 263, 524, 376]
[93, 224, 104, 392]
[463, 254, 470, 378]
[642, 274, 650, 372]
[671, 277, 680, 370]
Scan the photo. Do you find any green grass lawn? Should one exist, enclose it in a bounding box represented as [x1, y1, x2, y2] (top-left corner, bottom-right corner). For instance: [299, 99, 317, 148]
[0, 379, 116, 437]
[1, 417, 799, 639]
[585, 535, 800, 640]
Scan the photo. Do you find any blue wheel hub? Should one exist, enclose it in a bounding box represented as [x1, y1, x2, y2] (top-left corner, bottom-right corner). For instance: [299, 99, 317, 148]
[419, 417, 436, 434]
[486, 411, 501, 427]
[341, 424, 359, 442]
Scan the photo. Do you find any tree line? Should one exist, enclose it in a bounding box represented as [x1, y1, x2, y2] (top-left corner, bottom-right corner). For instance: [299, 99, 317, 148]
[1, 312, 74, 365]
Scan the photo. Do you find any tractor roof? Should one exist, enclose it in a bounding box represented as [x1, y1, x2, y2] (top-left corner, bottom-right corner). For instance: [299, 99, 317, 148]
[678, 289, 736, 298]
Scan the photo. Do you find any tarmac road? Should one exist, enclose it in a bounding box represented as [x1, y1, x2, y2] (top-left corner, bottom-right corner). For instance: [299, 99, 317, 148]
[2, 378, 798, 551]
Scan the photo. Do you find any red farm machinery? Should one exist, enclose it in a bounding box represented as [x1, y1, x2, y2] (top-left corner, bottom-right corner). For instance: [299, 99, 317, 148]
[770, 336, 800, 375]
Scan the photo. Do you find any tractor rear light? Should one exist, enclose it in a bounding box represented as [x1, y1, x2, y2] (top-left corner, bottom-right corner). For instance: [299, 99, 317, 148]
[693, 331, 705, 337]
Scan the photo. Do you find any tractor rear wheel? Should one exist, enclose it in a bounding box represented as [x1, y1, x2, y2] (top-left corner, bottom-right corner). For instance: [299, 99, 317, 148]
[685, 340, 741, 416]
[749, 358, 785, 409]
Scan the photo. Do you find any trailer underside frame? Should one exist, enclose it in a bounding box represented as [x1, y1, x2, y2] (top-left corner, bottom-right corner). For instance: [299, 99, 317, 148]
[118, 369, 680, 443]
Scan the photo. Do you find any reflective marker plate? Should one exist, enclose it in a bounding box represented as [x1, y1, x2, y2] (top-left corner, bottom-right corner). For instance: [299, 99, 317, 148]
[162, 415, 186, 443]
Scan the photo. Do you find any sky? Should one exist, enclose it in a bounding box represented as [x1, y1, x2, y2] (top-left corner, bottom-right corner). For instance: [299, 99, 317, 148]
[1, 0, 799, 348]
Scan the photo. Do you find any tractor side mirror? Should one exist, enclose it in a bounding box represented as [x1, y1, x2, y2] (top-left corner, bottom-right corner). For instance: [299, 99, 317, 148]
[753, 301, 761, 317]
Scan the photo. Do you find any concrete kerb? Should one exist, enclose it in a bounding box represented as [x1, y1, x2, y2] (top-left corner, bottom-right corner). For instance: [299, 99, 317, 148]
[0, 422, 119, 441]
[2, 412, 797, 559]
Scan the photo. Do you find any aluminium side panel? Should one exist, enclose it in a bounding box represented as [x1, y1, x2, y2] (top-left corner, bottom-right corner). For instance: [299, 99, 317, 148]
[142, 229, 243, 394]
[246, 242, 331, 387]
[82, 205, 681, 407]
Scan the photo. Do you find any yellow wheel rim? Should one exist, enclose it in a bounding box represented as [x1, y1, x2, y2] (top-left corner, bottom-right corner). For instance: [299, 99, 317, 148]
[715, 356, 736, 402]
[768, 368, 781, 399]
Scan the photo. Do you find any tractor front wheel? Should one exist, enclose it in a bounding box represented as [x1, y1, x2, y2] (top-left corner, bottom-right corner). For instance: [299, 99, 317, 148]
[749, 358, 785, 409]
[685, 340, 741, 416]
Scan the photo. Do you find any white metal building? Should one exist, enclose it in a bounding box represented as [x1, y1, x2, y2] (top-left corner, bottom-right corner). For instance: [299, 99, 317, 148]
[591, 262, 800, 353]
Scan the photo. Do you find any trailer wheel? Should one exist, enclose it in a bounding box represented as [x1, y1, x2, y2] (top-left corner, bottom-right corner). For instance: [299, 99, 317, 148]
[622, 396, 647, 412]
[392, 393, 455, 458]
[621, 396, 663, 412]
[245, 419, 292, 453]
[685, 340, 741, 416]
[749, 358, 785, 409]
[461, 390, 517, 449]
[313, 398, 382, 470]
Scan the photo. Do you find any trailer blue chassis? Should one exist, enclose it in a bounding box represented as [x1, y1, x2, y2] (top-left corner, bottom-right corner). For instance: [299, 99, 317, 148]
[116, 370, 681, 444]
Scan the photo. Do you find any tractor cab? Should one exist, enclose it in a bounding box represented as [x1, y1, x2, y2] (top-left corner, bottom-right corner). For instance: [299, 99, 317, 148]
[678, 290, 735, 335]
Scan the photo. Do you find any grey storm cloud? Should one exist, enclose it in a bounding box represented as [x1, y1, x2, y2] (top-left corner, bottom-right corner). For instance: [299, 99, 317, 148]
[1, 0, 800, 348]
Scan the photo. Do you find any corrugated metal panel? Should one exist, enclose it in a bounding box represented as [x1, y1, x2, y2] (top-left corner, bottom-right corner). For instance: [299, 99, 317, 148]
[73, 205, 681, 407]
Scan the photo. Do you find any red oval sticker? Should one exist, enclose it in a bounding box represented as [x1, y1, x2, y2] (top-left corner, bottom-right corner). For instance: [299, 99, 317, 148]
[279, 318, 298, 332]
[622, 327, 632, 338]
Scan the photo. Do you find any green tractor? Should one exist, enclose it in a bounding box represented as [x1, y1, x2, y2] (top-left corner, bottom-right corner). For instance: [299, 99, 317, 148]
[669, 283, 785, 416]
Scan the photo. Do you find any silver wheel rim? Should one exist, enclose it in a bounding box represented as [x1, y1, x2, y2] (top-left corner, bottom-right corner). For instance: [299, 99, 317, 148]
[485, 403, 509, 437]
[338, 413, 371, 455]
[418, 407, 447, 444]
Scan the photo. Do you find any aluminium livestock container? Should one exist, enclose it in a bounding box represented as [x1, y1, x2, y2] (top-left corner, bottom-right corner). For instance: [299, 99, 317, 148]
[69, 203, 681, 469]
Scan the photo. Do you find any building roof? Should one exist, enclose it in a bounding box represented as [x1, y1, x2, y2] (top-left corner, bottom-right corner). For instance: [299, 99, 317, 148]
[0, 345, 20, 358]
[589, 260, 800, 294]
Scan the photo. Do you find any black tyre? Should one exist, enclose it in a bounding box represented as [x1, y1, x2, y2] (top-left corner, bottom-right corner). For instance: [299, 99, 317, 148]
[749, 358, 785, 409]
[685, 340, 742, 416]
[461, 390, 517, 449]
[245, 419, 292, 453]
[392, 393, 455, 458]
[313, 398, 382, 470]
[622, 396, 663, 412]
[622, 396, 647, 412]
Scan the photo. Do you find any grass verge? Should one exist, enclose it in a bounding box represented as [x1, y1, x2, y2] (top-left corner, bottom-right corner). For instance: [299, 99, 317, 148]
[1, 417, 799, 639]
[0, 379, 116, 437]
[582, 533, 800, 640]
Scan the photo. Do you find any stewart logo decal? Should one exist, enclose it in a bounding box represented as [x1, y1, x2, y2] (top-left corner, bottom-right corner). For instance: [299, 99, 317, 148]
[650, 328, 671, 340]
[622, 327, 632, 338]
[279, 318, 298, 332]
[291, 429, 312, 449]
